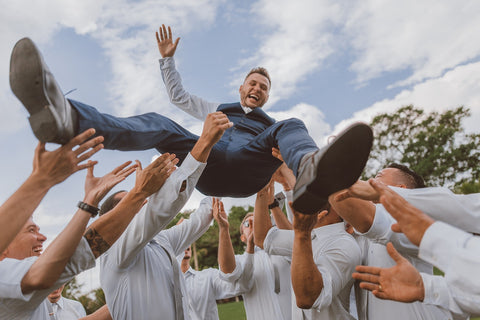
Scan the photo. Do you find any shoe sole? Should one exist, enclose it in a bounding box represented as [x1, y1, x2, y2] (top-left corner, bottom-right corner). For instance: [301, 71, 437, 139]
[10, 38, 63, 142]
[292, 123, 373, 214]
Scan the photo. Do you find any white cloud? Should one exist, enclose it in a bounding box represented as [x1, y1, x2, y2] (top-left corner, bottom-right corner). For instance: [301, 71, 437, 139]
[333, 60, 480, 134]
[234, 0, 343, 107]
[345, 0, 480, 87]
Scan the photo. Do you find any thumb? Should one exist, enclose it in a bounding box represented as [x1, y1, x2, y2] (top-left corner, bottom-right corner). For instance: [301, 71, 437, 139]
[386, 242, 407, 264]
[87, 161, 94, 177]
[174, 37, 180, 48]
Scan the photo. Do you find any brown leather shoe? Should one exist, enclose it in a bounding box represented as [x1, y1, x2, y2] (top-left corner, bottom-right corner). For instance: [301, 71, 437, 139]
[292, 122, 373, 214]
[10, 37, 76, 144]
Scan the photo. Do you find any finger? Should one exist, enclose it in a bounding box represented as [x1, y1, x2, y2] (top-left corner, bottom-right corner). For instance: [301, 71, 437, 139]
[156, 31, 161, 43]
[87, 161, 95, 178]
[76, 144, 104, 163]
[111, 161, 133, 175]
[36, 141, 46, 154]
[386, 242, 408, 264]
[352, 272, 380, 284]
[219, 122, 234, 130]
[66, 128, 96, 149]
[391, 223, 402, 233]
[359, 282, 380, 292]
[334, 190, 350, 202]
[220, 201, 225, 214]
[173, 37, 180, 48]
[168, 26, 172, 40]
[149, 153, 170, 169]
[74, 136, 104, 156]
[355, 265, 381, 275]
[372, 290, 389, 300]
[119, 166, 137, 179]
[77, 160, 98, 171]
[160, 25, 165, 41]
[135, 160, 142, 172]
[162, 24, 168, 40]
[118, 162, 138, 175]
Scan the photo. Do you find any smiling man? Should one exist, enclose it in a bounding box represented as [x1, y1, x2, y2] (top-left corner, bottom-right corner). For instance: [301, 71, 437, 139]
[10, 27, 373, 214]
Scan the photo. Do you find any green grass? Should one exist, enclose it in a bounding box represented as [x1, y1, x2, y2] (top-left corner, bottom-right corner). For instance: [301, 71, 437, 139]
[218, 301, 246, 320]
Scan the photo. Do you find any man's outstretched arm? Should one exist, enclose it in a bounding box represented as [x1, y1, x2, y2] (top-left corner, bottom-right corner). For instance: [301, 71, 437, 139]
[213, 198, 236, 274]
[21, 159, 137, 293]
[0, 129, 102, 254]
[156, 24, 219, 120]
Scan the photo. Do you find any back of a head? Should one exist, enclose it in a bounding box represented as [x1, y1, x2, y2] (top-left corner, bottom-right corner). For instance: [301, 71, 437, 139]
[99, 190, 127, 216]
[386, 163, 425, 189]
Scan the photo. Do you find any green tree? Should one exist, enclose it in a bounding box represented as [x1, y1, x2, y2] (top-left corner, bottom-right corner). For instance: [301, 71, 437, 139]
[365, 105, 480, 188]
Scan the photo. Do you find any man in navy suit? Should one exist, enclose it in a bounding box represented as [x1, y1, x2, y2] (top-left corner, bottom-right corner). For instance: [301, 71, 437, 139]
[9, 26, 372, 214]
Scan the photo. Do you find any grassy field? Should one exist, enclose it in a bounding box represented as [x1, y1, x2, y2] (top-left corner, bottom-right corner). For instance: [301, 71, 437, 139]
[218, 301, 246, 320]
[217, 301, 480, 320]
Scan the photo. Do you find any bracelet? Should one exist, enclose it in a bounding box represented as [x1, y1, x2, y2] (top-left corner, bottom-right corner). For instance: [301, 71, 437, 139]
[268, 199, 279, 209]
[77, 201, 99, 218]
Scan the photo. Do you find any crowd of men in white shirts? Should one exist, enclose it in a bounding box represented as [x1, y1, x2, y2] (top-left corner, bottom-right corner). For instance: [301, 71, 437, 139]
[1, 25, 480, 320]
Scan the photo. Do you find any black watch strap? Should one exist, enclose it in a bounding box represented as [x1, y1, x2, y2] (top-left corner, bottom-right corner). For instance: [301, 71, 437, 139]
[268, 199, 279, 209]
[77, 201, 99, 218]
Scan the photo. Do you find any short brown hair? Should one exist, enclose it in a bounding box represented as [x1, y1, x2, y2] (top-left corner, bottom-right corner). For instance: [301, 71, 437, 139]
[245, 67, 271, 88]
[99, 190, 127, 216]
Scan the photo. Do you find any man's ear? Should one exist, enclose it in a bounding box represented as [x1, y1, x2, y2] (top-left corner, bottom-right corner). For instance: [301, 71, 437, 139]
[239, 85, 243, 94]
[395, 184, 407, 189]
[240, 234, 246, 242]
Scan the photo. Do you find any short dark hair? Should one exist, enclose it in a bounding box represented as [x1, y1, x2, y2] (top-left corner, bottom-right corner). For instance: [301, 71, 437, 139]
[245, 67, 271, 88]
[99, 190, 127, 216]
[386, 163, 425, 188]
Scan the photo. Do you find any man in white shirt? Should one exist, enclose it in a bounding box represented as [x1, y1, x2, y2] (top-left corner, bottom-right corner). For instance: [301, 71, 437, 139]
[254, 180, 361, 320]
[0, 130, 179, 320]
[95, 113, 229, 320]
[11, 31, 373, 216]
[179, 198, 249, 320]
[329, 163, 455, 320]
[352, 179, 479, 317]
[46, 284, 86, 320]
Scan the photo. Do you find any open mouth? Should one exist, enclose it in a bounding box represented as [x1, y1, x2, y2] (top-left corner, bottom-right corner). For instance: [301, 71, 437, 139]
[248, 94, 259, 101]
[33, 246, 43, 254]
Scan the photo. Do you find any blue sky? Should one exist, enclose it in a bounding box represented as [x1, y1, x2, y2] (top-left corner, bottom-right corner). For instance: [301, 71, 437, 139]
[1, 0, 480, 292]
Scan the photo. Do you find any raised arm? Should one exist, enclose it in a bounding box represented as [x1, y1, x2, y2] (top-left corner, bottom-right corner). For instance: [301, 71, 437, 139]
[291, 206, 324, 308]
[84, 153, 178, 259]
[213, 198, 236, 274]
[156, 24, 219, 120]
[253, 181, 274, 248]
[21, 159, 136, 293]
[0, 129, 102, 254]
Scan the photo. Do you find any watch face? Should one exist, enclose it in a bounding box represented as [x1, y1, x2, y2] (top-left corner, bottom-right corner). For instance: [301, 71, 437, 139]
[274, 192, 286, 201]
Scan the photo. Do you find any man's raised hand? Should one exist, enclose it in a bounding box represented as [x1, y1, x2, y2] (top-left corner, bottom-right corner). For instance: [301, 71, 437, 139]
[156, 24, 180, 58]
[212, 198, 229, 229]
[84, 161, 138, 207]
[201, 112, 233, 146]
[133, 153, 179, 197]
[31, 128, 104, 188]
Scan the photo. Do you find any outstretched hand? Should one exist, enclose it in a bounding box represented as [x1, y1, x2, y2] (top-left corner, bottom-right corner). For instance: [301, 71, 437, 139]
[213, 198, 229, 229]
[352, 242, 425, 303]
[31, 128, 104, 187]
[291, 202, 324, 234]
[156, 24, 180, 58]
[334, 179, 379, 202]
[134, 153, 179, 197]
[84, 161, 138, 207]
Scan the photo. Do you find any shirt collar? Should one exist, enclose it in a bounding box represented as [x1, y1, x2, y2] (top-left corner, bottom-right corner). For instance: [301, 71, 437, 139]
[312, 222, 346, 238]
[240, 104, 253, 114]
[52, 297, 64, 310]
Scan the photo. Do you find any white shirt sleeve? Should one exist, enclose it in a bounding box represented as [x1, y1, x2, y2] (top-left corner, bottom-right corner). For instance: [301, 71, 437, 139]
[159, 57, 219, 121]
[392, 186, 480, 234]
[218, 253, 254, 294]
[263, 227, 294, 258]
[160, 197, 213, 256]
[419, 221, 480, 316]
[357, 204, 420, 256]
[107, 153, 206, 269]
[420, 273, 469, 317]
[285, 190, 294, 223]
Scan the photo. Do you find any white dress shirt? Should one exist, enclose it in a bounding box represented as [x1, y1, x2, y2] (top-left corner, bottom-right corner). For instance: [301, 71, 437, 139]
[43, 296, 86, 320]
[264, 222, 361, 320]
[354, 205, 457, 320]
[219, 248, 293, 320]
[100, 153, 210, 320]
[392, 186, 480, 233]
[159, 57, 252, 120]
[419, 221, 480, 316]
[0, 238, 95, 320]
[183, 267, 240, 320]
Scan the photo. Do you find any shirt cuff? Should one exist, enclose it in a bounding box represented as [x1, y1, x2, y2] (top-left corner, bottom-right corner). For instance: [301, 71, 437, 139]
[158, 56, 175, 69]
[421, 273, 465, 315]
[181, 152, 207, 176]
[219, 254, 253, 282]
[419, 221, 472, 271]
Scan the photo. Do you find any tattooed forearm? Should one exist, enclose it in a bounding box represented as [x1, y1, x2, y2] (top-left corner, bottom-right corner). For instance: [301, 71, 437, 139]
[84, 228, 111, 258]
